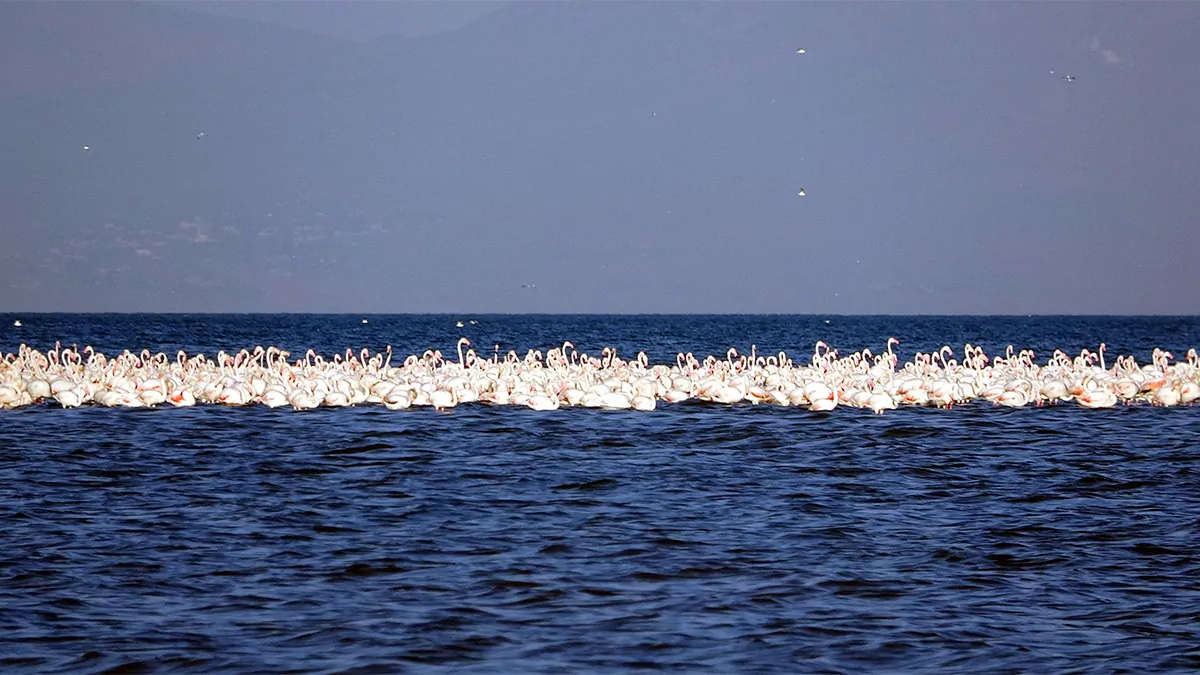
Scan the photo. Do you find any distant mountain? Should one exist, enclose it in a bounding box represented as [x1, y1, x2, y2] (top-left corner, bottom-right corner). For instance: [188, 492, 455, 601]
[1, 1, 353, 94]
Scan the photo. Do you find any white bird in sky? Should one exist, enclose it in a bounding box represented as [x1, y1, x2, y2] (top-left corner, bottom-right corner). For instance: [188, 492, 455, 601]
[796, 48, 806, 54]
[797, 188, 806, 197]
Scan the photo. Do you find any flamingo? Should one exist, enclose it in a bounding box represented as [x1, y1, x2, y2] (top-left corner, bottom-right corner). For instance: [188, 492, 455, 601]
[867, 390, 897, 414]
[997, 389, 1029, 408]
[526, 393, 560, 411]
[430, 388, 457, 411]
[1076, 378, 1118, 408]
[0, 340, 1196, 414]
[1153, 382, 1181, 407]
[809, 385, 839, 412]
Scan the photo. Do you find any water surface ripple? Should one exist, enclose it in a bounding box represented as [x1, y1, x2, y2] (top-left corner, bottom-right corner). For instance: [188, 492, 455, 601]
[2, 315, 1199, 672]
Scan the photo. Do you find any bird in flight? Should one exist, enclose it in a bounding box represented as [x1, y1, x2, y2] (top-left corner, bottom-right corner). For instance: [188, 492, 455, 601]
[1061, 74, 1076, 82]
[797, 188, 806, 197]
[521, 284, 538, 289]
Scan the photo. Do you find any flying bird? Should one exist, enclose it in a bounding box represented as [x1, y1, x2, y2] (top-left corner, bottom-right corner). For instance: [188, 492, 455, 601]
[521, 284, 538, 289]
[796, 48, 806, 54]
[797, 188, 806, 197]
[1062, 74, 1076, 82]
[196, 131, 207, 139]
[83, 145, 90, 151]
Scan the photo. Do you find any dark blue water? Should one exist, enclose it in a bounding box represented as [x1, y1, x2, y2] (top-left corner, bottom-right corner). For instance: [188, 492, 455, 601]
[2, 315, 1199, 673]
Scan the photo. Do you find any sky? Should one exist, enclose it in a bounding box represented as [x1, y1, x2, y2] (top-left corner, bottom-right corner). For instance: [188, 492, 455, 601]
[1, 1, 1197, 314]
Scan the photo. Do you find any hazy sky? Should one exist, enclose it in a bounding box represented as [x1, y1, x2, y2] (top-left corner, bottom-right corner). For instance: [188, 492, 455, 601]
[170, 1, 510, 40]
[2, 1, 1197, 314]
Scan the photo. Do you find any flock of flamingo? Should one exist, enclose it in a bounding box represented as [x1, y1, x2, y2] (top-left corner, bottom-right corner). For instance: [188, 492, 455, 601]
[1, 339, 1197, 412]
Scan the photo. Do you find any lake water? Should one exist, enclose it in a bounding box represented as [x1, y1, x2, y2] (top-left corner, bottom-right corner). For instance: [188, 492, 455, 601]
[2, 314, 1199, 672]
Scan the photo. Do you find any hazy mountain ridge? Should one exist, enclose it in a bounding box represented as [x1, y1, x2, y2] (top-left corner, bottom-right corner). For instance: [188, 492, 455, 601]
[1, 1, 355, 94]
